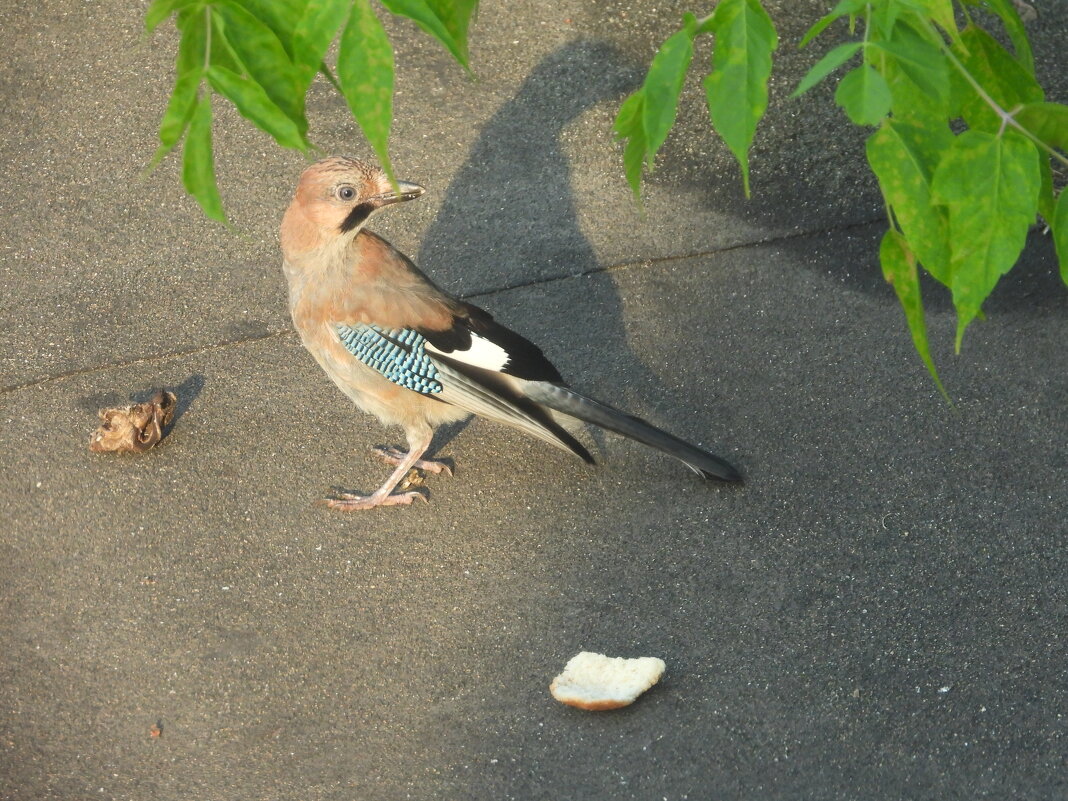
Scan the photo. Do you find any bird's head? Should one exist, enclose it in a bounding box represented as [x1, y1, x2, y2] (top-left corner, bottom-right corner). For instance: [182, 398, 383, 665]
[281, 156, 424, 257]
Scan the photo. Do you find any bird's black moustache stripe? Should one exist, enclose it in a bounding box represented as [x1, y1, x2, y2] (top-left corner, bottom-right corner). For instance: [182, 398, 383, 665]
[339, 202, 375, 233]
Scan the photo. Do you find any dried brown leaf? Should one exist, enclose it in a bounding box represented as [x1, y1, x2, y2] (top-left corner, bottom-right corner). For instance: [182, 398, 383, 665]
[89, 390, 177, 454]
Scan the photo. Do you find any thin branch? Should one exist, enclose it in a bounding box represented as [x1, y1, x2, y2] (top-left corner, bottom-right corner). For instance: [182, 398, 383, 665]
[928, 20, 1068, 169]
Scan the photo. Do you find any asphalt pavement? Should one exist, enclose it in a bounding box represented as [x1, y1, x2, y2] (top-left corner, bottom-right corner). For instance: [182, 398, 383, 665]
[1, 1, 1066, 799]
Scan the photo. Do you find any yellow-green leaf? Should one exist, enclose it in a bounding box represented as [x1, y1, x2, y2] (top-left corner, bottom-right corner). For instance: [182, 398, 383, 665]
[642, 17, 696, 162]
[292, 0, 352, 89]
[145, 0, 202, 33]
[799, 0, 865, 48]
[207, 65, 308, 151]
[1053, 190, 1068, 288]
[793, 40, 861, 97]
[233, 0, 303, 55]
[915, 0, 959, 42]
[380, 0, 475, 70]
[149, 7, 207, 168]
[337, 0, 396, 182]
[954, 25, 1043, 133]
[613, 91, 647, 201]
[1014, 102, 1068, 153]
[981, 0, 1035, 73]
[426, 0, 479, 67]
[867, 119, 953, 285]
[214, 1, 307, 134]
[182, 93, 226, 223]
[835, 64, 891, 126]
[930, 130, 1041, 350]
[872, 19, 947, 107]
[879, 229, 949, 401]
[704, 0, 778, 197]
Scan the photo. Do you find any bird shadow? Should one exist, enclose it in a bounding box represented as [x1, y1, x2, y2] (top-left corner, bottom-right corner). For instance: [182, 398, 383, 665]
[416, 39, 700, 461]
[418, 39, 639, 293]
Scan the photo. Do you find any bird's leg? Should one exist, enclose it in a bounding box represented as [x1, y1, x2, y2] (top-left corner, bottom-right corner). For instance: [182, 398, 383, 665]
[372, 445, 453, 476]
[326, 428, 435, 511]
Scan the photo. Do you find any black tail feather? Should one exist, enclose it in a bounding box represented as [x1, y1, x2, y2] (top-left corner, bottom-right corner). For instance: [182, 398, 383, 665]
[523, 383, 742, 482]
[432, 354, 596, 465]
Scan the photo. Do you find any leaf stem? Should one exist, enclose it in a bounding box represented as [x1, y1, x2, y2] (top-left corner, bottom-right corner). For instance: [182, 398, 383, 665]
[930, 20, 1068, 169]
[202, 5, 212, 84]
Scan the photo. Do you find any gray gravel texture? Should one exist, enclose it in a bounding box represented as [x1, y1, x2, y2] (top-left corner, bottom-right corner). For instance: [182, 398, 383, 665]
[1, 1, 1066, 799]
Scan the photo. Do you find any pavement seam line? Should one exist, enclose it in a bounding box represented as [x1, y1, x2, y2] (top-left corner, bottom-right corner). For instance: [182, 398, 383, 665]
[1, 218, 884, 395]
[469, 218, 884, 296]
[0, 330, 292, 396]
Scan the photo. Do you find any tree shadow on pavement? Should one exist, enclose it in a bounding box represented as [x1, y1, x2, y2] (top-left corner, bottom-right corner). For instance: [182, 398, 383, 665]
[415, 40, 734, 459]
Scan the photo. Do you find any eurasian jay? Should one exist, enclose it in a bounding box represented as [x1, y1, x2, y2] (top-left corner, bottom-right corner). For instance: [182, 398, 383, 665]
[280, 156, 741, 510]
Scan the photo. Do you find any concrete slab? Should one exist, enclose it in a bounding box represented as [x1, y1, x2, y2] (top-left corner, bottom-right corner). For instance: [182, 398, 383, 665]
[4, 223, 1067, 798]
[1, 0, 1066, 799]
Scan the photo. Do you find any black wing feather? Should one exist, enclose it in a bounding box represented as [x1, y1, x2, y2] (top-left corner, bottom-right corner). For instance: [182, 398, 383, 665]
[416, 301, 565, 384]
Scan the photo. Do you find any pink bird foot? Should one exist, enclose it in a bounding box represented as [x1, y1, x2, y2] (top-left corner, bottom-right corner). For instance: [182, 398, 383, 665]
[324, 489, 428, 511]
[372, 446, 453, 476]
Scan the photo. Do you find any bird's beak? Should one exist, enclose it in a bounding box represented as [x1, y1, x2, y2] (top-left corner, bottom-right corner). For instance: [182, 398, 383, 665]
[373, 181, 425, 207]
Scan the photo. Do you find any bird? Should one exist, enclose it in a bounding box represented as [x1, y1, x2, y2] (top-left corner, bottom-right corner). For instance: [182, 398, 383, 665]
[280, 156, 742, 510]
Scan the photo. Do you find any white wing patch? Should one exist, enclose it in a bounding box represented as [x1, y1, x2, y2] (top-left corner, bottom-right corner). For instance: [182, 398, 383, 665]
[426, 331, 510, 372]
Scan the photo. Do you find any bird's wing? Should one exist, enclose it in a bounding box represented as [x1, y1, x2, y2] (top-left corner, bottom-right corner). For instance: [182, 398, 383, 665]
[417, 301, 565, 383]
[333, 320, 593, 463]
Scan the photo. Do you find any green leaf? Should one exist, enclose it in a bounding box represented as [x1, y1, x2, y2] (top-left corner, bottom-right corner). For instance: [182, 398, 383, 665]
[426, 0, 479, 66]
[1037, 155, 1054, 224]
[879, 20, 957, 122]
[879, 229, 950, 401]
[916, 0, 959, 42]
[866, 119, 953, 285]
[835, 65, 891, 126]
[380, 0, 476, 70]
[981, 0, 1035, 74]
[149, 7, 207, 168]
[614, 87, 643, 135]
[182, 93, 226, 223]
[872, 19, 948, 106]
[799, 0, 866, 48]
[930, 130, 1041, 350]
[954, 25, 1043, 133]
[641, 16, 696, 163]
[207, 65, 308, 151]
[337, 0, 396, 182]
[230, 0, 303, 56]
[870, 0, 908, 39]
[1053, 190, 1068, 287]
[214, 1, 307, 134]
[292, 0, 352, 89]
[1015, 102, 1068, 224]
[792, 41, 861, 97]
[606, 13, 697, 199]
[704, 0, 778, 197]
[1014, 102, 1068, 153]
[613, 91, 647, 201]
[145, 0, 201, 33]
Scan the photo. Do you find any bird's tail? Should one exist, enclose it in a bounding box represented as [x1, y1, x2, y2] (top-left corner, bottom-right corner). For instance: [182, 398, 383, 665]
[522, 383, 742, 482]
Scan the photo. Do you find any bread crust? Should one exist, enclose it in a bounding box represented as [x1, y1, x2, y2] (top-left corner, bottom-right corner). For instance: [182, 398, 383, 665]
[550, 652, 666, 710]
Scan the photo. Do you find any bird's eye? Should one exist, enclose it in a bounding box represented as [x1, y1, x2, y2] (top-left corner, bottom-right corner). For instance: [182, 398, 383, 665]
[337, 185, 356, 201]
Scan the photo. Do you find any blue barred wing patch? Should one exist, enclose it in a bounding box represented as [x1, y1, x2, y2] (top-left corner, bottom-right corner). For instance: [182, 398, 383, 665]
[335, 324, 443, 394]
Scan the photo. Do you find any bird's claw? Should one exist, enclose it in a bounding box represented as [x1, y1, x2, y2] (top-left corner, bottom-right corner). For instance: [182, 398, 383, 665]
[323, 489, 428, 511]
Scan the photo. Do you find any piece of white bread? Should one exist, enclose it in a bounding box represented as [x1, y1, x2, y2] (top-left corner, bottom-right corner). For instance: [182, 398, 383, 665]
[550, 652, 666, 710]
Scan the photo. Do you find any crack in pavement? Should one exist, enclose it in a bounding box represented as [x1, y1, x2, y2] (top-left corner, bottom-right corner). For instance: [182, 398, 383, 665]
[0, 218, 884, 395]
